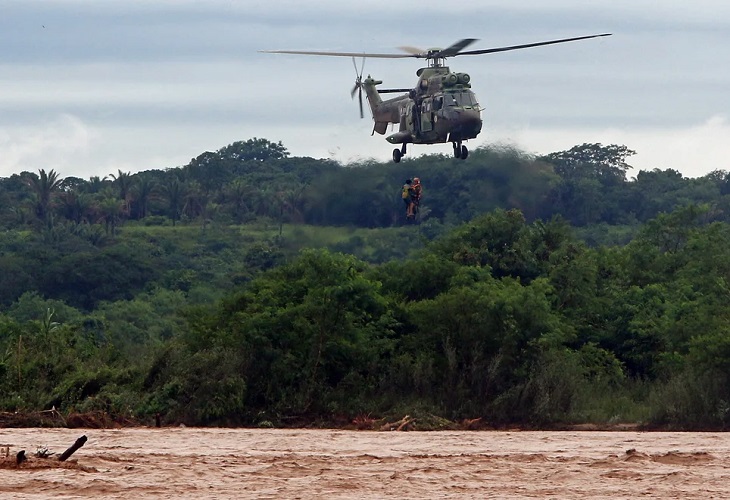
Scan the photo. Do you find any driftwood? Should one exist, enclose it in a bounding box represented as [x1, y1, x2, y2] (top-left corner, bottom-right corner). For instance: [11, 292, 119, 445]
[0, 409, 66, 428]
[379, 415, 416, 431]
[462, 417, 483, 430]
[1, 435, 89, 471]
[59, 435, 87, 462]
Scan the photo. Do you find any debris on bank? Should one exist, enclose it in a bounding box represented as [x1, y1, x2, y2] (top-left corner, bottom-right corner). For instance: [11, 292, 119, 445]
[0, 435, 96, 472]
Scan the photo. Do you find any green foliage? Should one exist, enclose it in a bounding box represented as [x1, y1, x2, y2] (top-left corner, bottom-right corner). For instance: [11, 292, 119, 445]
[369, 253, 460, 301]
[217, 138, 290, 162]
[235, 249, 395, 415]
[648, 369, 730, 429]
[2, 139, 726, 238]
[94, 288, 188, 359]
[401, 275, 568, 419]
[541, 143, 635, 183]
[5, 137, 730, 429]
[142, 345, 247, 425]
[147, 249, 398, 422]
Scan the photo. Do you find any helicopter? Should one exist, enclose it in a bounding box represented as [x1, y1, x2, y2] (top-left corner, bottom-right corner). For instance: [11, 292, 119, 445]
[261, 33, 611, 163]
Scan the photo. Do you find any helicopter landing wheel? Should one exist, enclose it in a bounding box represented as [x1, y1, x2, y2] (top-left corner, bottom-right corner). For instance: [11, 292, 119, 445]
[460, 145, 469, 160]
[453, 142, 462, 159]
[392, 148, 402, 163]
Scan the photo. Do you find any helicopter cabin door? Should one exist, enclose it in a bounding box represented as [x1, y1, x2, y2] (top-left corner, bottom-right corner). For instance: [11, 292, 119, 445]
[420, 99, 433, 133]
[404, 101, 416, 132]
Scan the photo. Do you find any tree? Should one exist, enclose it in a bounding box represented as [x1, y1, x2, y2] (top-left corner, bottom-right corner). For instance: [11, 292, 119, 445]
[430, 209, 542, 280]
[193, 249, 395, 417]
[404, 275, 566, 418]
[217, 138, 289, 162]
[109, 169, 135, 218]
[130, 175, 158, 219]
[97, 197, 124, 236]
[84, 176, 109, 194]
[274, 186, 306, 235]
[58, 191, 94, 225]
[182, 181, 211, 229]
[630, 169, 686, 221]
[541, 143, 636, 184]
[223, 179, 253, 223]
[161, 178, 186, 226]
[541, 144, 636, 225]
[23, 169, 65, 228]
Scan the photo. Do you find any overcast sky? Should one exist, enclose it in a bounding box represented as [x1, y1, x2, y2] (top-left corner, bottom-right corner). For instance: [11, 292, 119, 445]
[1, 0, 729, 179]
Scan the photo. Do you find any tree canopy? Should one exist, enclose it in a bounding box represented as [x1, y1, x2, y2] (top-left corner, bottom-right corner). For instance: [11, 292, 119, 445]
[2, 138, 730, 429]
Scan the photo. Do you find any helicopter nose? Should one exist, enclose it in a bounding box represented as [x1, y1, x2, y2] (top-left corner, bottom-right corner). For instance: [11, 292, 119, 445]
[447, 108, 482, 138]
[459, 108, 482, 128]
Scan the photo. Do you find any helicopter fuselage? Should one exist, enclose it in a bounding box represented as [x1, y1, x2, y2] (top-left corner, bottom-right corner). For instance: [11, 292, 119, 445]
[261, 33, 610, 163]
[389, 88, 482, 145]
[261, 33, 611, 163]
[363, 65, 482, 161]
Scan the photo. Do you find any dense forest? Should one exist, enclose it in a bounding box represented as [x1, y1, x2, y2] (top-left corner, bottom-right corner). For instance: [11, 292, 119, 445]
[2, 137, 730, 429]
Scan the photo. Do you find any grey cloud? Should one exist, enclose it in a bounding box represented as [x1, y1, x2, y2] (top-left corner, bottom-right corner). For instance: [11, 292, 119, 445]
[1, 0, 729, 177]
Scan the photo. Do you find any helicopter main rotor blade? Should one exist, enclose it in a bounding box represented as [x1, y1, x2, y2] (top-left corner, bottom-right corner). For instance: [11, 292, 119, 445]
[261, 33, 611, 61]
[398, 45, 425, 55]
[397, 39, 478, 58]
[435, 38, 479, 58]
[259, 49, 413, 59]
[458, 33, 611, 56]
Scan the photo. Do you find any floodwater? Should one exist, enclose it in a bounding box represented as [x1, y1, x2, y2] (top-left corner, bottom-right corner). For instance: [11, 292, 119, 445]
[2, 428, 730, 499]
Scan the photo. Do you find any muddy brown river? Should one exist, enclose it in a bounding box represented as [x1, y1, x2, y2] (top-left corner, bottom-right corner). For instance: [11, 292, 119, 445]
[1, 428, 729, 498]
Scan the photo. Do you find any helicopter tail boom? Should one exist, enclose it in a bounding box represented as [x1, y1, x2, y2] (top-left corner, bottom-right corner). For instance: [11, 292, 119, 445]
[361, 77, 404, 133]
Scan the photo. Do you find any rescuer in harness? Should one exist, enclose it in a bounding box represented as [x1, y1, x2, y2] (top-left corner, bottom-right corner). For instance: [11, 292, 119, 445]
[411, 177, 423, 215]
[401, 177, 423, 220]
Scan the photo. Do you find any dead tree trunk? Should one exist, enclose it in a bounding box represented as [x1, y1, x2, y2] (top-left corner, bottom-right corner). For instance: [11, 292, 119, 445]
[59, 435, 87, 462]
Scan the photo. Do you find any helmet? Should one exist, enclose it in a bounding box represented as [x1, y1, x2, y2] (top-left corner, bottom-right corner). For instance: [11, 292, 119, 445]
[404, 179, 412, 184]
[413, 177, 420, 184]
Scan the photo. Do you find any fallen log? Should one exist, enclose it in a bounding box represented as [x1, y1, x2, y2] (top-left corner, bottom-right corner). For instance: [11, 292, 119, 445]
[59, 435, 87, 462]
[379, 415, 416, 431]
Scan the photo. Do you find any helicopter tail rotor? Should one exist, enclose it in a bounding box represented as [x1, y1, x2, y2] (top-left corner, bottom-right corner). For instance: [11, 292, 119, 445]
[351, 56, 366, 119]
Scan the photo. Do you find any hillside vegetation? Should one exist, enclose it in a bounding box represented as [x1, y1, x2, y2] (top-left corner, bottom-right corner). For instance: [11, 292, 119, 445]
[2, 138, 730, 428]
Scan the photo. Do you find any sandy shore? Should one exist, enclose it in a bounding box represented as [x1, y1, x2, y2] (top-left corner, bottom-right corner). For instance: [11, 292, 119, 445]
[2, 427, 729, 499]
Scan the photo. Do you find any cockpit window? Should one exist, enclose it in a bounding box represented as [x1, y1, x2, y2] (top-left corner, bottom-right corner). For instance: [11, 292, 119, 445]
[451, 91, 478, 107]
[443, 91, 478, 107]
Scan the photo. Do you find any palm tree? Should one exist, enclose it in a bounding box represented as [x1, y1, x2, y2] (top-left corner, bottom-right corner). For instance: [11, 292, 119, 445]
[86, 175, 109, 194]
[109, 169, 135, 215]
[224, 179, 253, 222]
[130, 175, 158, 219]
[279, 186, 306, 223]
[252, 187, 274, 218]
[97, 197, 124, 236]
[58, 191, 93, 225]
[24, 169, 65, 228]
[183, 181, 211, 230]
[161, 178, 185, 226]
[274, 186, 306, 236]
